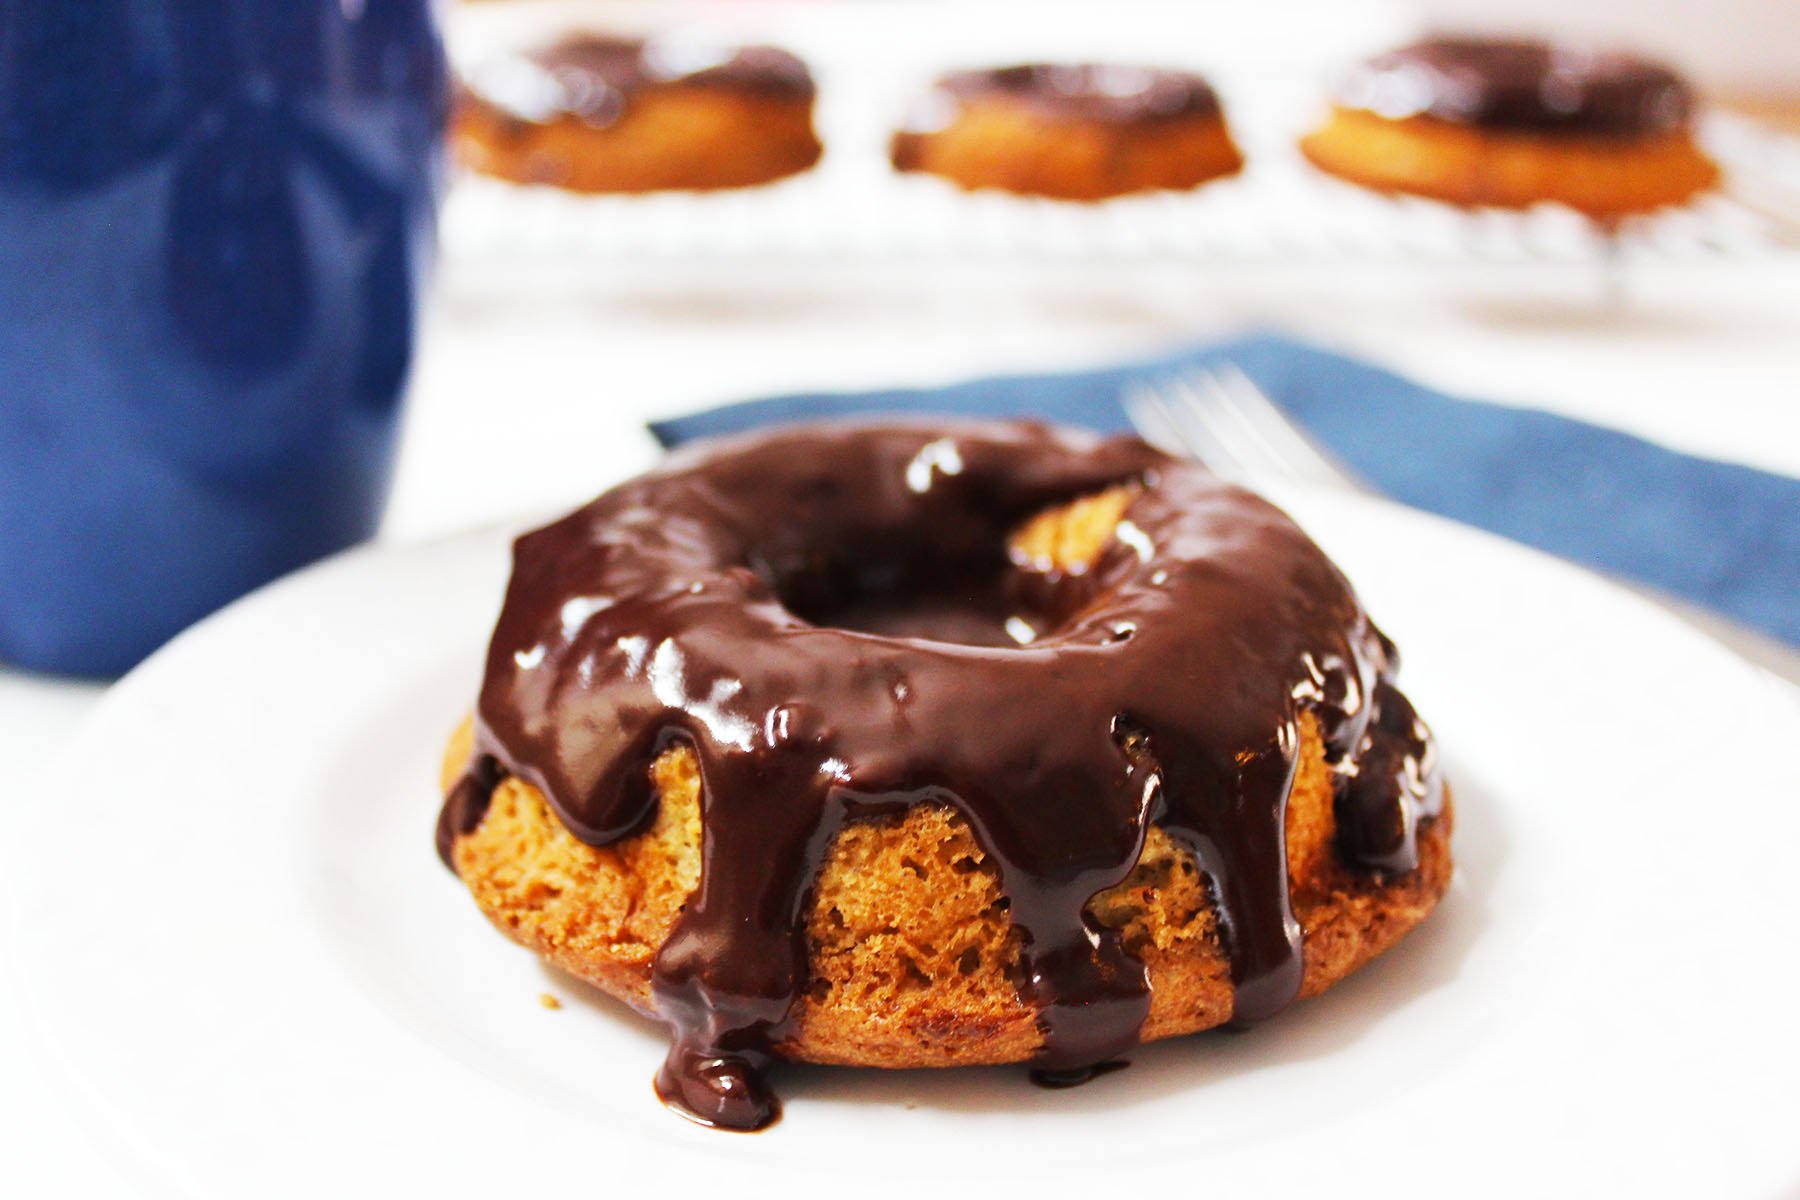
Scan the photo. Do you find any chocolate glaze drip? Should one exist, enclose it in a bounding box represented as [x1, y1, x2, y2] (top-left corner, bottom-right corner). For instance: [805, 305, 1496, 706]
[460, 33, 814, 130]
[1030, 1060, 1131, 1089]
[438, 421, 1443, 1131]
[894, 62, 1223, 157]
[1336, 36, 1695, 137]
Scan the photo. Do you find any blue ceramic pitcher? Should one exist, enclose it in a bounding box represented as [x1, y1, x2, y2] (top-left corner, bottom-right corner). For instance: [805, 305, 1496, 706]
[0, 1, 448, 675]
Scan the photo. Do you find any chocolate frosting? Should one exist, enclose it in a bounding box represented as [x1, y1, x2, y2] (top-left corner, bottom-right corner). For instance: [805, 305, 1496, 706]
[1335, 36, 1696, 136]
[460, 33, 814, 130]
[898, 62, 1223, 135]
[439, 421, 1443, 1130]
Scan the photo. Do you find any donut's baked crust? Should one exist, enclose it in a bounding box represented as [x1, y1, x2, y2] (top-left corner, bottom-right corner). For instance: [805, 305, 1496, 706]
[892, 104, 1244, 201]
[445, 720, 1452, 1067]
[1299, 107, 1718, 217]
[442, 487, 1453, 1068]
[456, 85, 823, 193]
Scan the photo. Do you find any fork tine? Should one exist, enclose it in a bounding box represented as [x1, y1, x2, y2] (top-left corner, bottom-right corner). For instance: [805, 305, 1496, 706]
[1123, 363, 1372, 496]
[1155, 371, 1268, 486]
[1123, 378, 1257, 488]
[1206, 364, 1369, 493]
[1120, 381, 1187, 457]
[1175, 368, 1305, 484]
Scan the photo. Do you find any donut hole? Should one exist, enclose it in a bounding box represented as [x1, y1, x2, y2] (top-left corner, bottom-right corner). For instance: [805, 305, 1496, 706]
[776, 552, 1041, 647]
[771, 485, 1136, 649]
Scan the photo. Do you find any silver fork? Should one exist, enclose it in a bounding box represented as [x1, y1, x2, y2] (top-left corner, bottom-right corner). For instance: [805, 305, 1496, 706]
[1123, 363, 1374, 495]
[1127, 363, 1800, 689]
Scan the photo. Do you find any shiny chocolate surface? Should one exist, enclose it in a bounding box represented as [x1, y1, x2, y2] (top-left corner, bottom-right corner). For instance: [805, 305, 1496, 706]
[440, 421, 1443, 1130]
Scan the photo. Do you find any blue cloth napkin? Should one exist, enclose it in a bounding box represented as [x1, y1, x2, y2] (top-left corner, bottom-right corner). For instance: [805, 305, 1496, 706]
[650, 332, 1800, 649]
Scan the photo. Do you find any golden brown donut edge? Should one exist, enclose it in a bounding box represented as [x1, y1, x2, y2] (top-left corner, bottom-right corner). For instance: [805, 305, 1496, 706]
[1300, 106, 1719, 218]
[892, 102, 1245, 202]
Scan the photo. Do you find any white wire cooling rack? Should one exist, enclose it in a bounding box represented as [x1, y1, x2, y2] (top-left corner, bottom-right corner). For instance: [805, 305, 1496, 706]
[440, 3, 1800, 269]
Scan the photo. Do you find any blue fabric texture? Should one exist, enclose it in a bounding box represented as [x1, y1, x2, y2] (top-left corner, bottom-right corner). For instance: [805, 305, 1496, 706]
[650, 332, 1800, 648]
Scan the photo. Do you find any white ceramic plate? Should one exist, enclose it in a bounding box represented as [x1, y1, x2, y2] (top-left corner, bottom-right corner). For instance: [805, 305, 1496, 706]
[11, 493, 1800, 1199]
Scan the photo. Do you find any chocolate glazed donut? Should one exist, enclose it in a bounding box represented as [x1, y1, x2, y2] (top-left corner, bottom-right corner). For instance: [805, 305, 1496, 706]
[1301, 36, 1718, 217]
[1334, 37, 1696, 136]
[890, 64, 1244, 200]
[454, 33, 822, 193]
[439, 421, 1443, 1130]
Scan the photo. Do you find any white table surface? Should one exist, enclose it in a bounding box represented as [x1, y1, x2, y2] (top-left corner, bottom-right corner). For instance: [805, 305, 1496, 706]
[5, 246, 1799, 1193]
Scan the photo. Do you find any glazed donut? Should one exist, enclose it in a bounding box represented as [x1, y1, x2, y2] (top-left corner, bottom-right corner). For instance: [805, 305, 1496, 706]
[890, 64, 1245, 201]
[438, 421, 1450, 1130]
[1300, 36, 1719, 217]
[454, 33, 823, 193]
